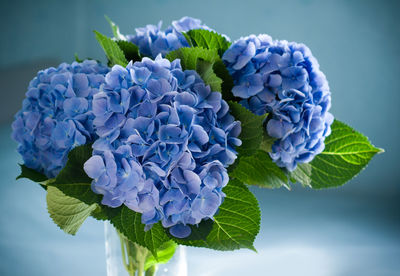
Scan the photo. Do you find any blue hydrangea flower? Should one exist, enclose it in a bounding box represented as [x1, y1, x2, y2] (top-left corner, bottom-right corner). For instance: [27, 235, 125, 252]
[84, 55, 241, 238]
[223, 35, 333, 171]
[12, 60, 109, 177]
[126, 17, 211, 58]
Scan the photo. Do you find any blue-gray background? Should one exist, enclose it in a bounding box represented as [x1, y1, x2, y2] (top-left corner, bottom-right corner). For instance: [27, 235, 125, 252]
[0, 0, 398, 275]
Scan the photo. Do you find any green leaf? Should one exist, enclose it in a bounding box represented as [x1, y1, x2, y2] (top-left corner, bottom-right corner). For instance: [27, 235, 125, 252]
[231, 150, 288, 188]
[173, 179, 260, 251]
[16, 164, 47, 182]
[105, 15, 126, 40]
[213, 59, 235, 101]
[166, 46, 219, 70]
[144, 241, 177, 271]
[74, 53, 83, 63]
[290, 163, 312, 188]
[94, 30, 128, 67]
[185, 29, 231, 56]
[195, 59, 222, 92]
[48, 145, 101, 205]
[111, 206, 170, 257]
[116, 40, 141, 63]
[166, 46, 235, 101]
[228, 101, 266, 156]
[166, 47, 223, 91]
[259, 131, 276, 153]
[309, 120, 383, 189]
[181, 30, 235, 100]
[46, 186, 98, 235]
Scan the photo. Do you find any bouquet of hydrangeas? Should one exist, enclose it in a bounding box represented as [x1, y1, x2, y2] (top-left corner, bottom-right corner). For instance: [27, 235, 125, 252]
[12, 16, 382, 275]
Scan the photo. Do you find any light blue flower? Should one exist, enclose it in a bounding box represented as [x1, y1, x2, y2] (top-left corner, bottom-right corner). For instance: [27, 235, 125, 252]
[126, 17, 212, 59]
[85, 55, 241, 238]
[223, 36, 333, 171]
[12, 60, 109, 177]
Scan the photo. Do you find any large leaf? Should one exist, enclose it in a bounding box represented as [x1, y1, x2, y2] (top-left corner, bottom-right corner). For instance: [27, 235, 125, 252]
[48, 145, 101, 205]
[94, 30, 128, 67]
[184, 29, 231, 56]
[111, 206, 170, 258]
[46, 186, 98, 235]
[228, 101, 266, 156]
[172, 179, 260, 251]
[309, 120, 383, 189]
[231, 150, 288, 188]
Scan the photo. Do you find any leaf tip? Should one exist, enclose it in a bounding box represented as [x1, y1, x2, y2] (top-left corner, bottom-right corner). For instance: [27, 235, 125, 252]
[248, 245, 258, 253]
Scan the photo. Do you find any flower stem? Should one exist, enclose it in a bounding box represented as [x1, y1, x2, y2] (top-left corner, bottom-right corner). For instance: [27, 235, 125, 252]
[117, 231, 153, 276]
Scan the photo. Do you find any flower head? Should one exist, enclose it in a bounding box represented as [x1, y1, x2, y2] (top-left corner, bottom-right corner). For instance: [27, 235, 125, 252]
[126, 17, 211, 58]
[12, 60, 109, 177]
[223, 36, 333, 171]
[84, 55, 241, 238]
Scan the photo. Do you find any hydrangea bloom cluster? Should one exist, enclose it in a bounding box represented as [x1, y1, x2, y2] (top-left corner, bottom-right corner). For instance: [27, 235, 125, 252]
[84, 55, 241, 238]
[127, 16, 211, 58]
[12, 60, 109, 177]
[223, 35, 333, 171]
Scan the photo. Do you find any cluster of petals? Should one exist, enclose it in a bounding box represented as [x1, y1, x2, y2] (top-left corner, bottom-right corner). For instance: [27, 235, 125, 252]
[84, 55, 241, 238]
[12, 60, 109, 177]
[126, 16, 211, 58]
[223, 35, 333, 171]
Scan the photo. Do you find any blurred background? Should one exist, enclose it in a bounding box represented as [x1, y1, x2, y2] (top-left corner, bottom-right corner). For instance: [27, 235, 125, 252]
[0, 0, 398, 275]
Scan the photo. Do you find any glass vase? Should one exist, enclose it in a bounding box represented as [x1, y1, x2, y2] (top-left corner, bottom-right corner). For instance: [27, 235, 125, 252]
[104, 221, 188, 276]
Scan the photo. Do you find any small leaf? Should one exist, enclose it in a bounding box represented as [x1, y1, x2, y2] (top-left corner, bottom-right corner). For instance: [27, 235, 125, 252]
[309, 120, 383, 189]
[74, 53, 83, 63]
[46, 186, 98, 235]
[48, 145, 102, 205]
[166, 47, 219, 71]
[166, 47, 222, 92]
[16, 164, 47, 182]
[111, 206, 170, 258]
[173, 179, 260, 251]
[185, 29, 231, 56]
[144, 241, 177, 271]
[213, 59, 235, 101]
[196, 59, 222, 92]
[116, 40, 141, 63]
[166, 46, 235, 101]
[94, 30, 128, 67]
[290, 163, 312, 188]
[105, 15, 126, 40]
[231, 150, 288, 188]
[228, 101, 266, 156]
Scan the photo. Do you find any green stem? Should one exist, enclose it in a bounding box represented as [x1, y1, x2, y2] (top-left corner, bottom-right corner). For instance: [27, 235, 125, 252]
[117, 231, 152, 276]
[119, 234, 130, 273]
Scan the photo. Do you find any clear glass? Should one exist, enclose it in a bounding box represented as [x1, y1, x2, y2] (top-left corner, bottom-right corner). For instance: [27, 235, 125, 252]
[104, 221, 188, 276]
